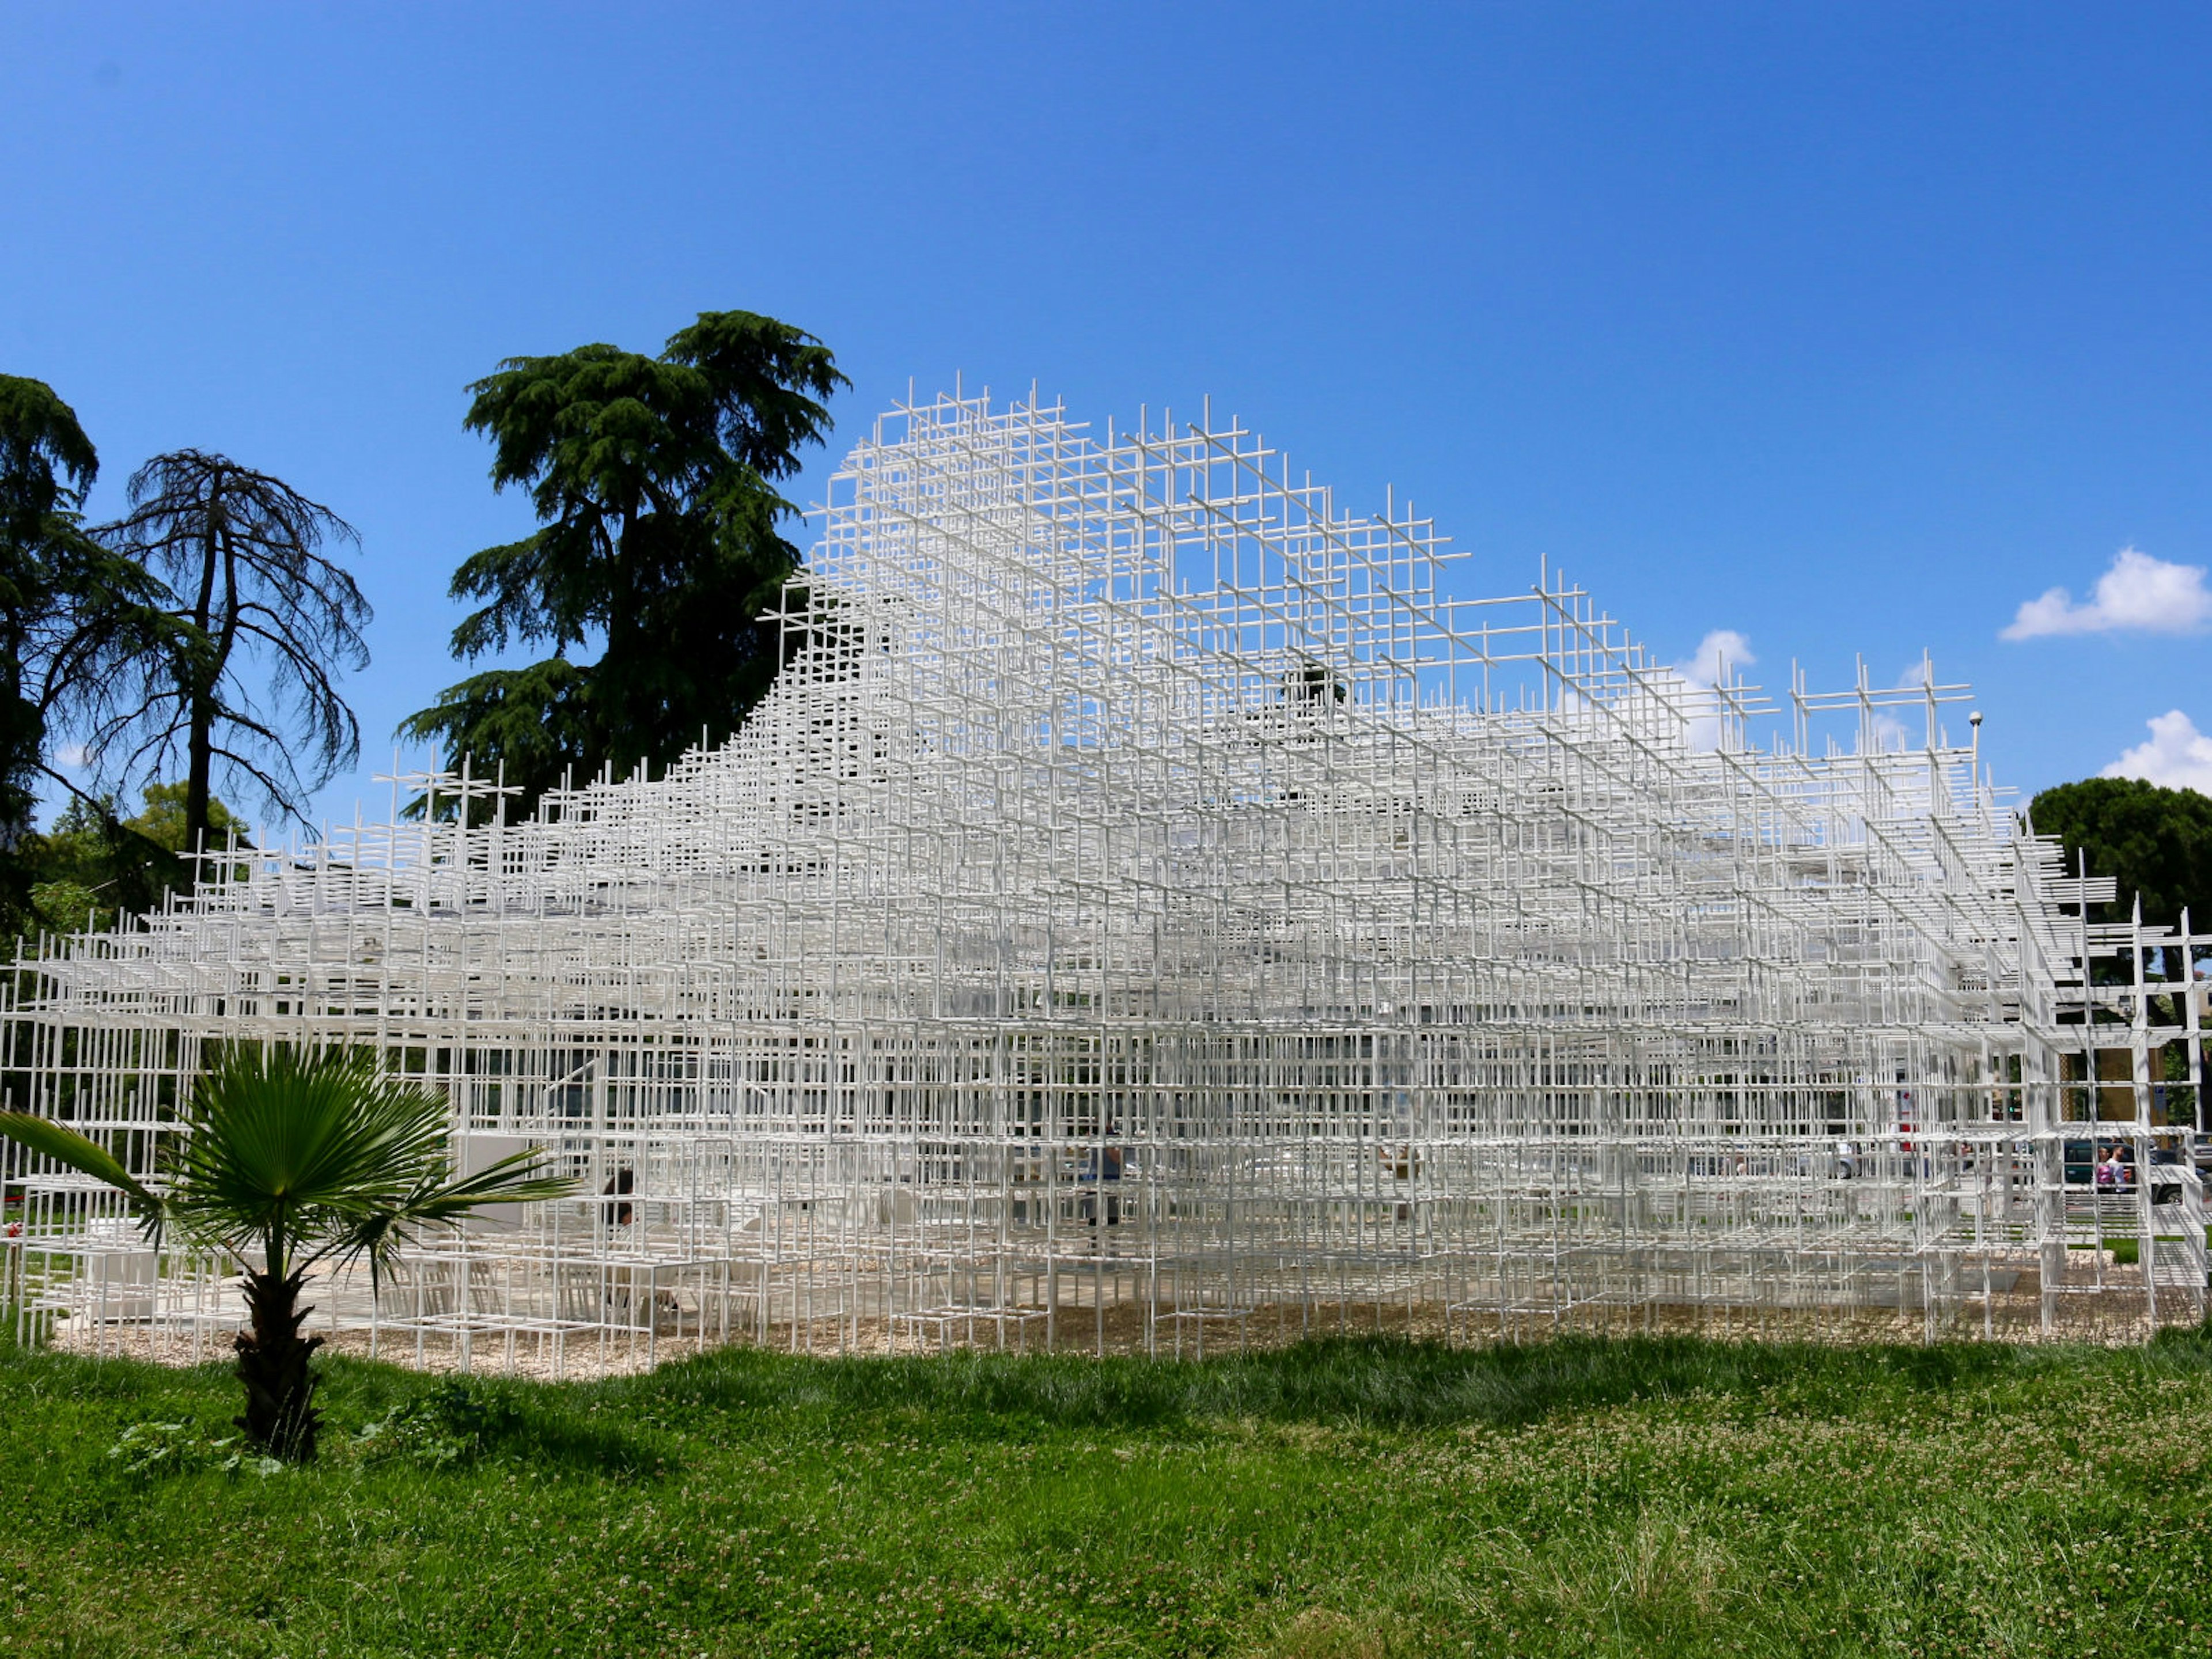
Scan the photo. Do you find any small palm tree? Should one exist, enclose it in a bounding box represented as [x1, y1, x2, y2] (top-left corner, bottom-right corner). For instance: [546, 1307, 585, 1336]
[0, 1046, 573, 1461]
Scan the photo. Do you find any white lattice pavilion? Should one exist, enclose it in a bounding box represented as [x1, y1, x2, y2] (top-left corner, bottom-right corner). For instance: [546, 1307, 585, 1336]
[5, 392, 2204, 1369]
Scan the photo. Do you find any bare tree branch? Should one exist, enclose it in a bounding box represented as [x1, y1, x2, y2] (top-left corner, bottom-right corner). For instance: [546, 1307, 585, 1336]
[79, 451, 369, 875]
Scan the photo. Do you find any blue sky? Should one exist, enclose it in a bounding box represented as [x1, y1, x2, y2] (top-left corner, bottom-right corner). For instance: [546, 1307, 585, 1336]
[6, 3, 2211, 831]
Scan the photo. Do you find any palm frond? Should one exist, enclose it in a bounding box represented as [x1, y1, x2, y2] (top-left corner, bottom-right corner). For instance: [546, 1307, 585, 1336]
[0, 1111, 162, 1214]
[324, 1145, 575, 1287]
[403, 1147, 578, 1217]
[164, 1047, 452, 1253]
[14, 1044, 580, 1294]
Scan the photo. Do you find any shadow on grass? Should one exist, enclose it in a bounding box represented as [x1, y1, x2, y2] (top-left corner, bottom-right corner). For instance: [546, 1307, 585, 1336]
[623, 1321, 2212, 1433]
[324, 1361, 664, 1477]
[0, 1338, 664, 1481]
[12, 1315, 2212, 1457]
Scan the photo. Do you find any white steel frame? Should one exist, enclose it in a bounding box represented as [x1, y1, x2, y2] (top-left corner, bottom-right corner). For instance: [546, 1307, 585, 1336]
[4, 392, 2204, 1368]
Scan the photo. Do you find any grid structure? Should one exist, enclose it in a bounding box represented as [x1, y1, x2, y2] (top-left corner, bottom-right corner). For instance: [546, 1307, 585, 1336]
[4, 392, 2205, 1372]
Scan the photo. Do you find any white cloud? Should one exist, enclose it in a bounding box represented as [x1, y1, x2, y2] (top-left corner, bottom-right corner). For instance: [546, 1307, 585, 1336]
[2101, 710, 2212, 794]
[1671, 630, 1753, 752]
[1869, 714, 1911, 753]
[1873, 662, 1930, 751]
[54, 744, 90, 770]
[2002, 547, 2212, 640]
[1676, 629, 1754, 688]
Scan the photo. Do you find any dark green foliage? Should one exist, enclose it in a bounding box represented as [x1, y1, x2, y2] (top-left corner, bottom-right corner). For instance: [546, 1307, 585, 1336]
[12, 783, 250, 948]
[0, 376, 97, 531]
[403, 310, 846, 815]
[0, 376, 101, 868]
[354, 1379, 519, 1469]
[0, 376, 168, 937]
[3, 1331, 2210, 1656]
[104, 1416, 275, 1481]
[2028, 775, 2212, 930]
[0, 377, 320, 943]
[13, 793, 168, 945]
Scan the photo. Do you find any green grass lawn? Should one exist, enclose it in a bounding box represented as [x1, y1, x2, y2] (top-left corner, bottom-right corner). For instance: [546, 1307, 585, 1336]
[4, 1329, 2210, 1658]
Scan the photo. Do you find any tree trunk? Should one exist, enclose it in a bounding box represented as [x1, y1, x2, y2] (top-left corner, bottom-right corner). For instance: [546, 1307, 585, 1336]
[233, 1267, 324, 1461]
[181, 474, 224, 880]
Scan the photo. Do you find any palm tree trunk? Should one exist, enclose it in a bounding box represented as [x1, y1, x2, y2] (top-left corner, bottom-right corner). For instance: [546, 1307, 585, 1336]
[234, 1267, 324, 1461]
